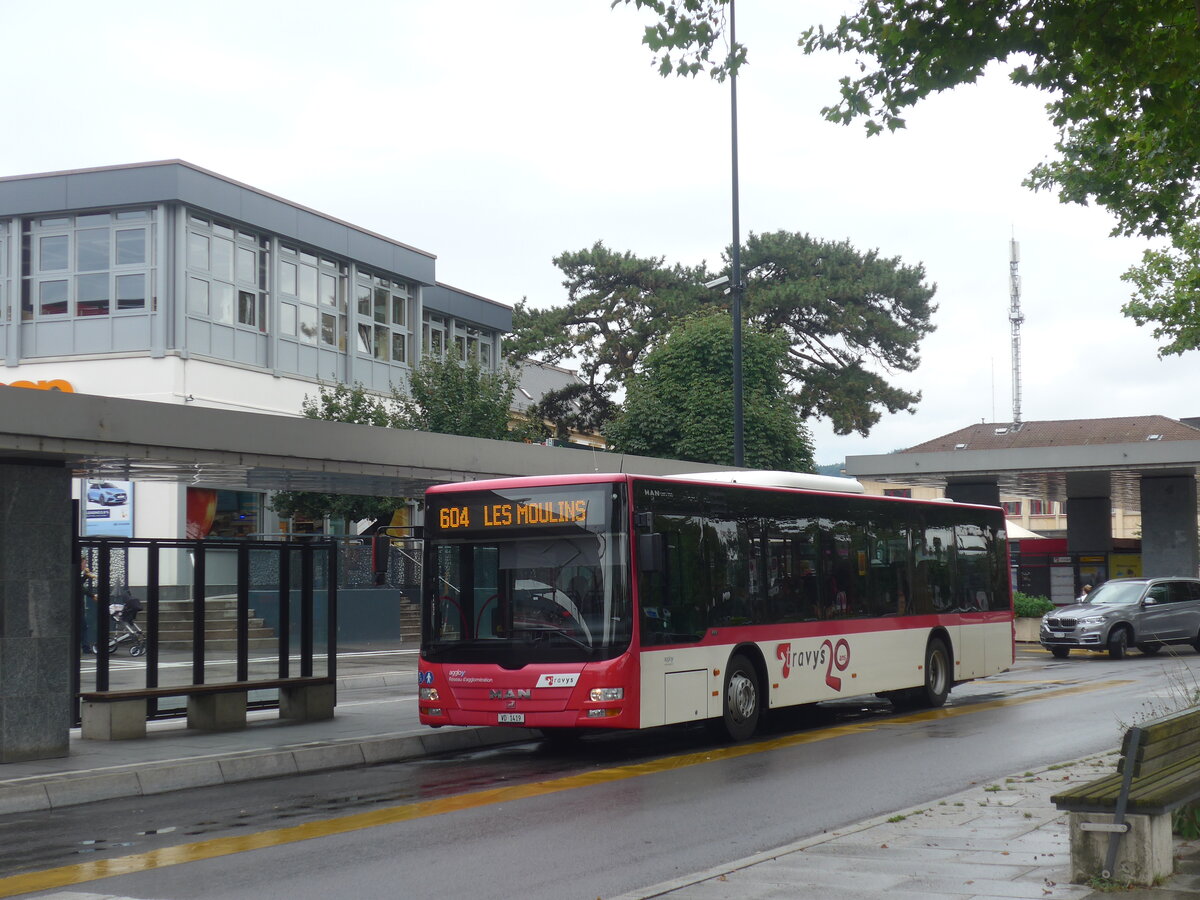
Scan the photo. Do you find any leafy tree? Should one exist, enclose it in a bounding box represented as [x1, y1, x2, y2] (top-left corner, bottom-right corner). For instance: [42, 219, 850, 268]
[611, 0, 746, 79]
[1121, 223, 1200, 357]
[506, 242, 708, 387]
[605, 311, 815, 470]
[742, 230, 934, 435]
[798, 1, 1200, 245]
[271, 356, 534, 531]
[400, 353, 536, 443]
[525, 379, 617, 445]
[617, 1, 1200, 242]
[512, 233, 935, 436]
[613, 0, 1200, 357]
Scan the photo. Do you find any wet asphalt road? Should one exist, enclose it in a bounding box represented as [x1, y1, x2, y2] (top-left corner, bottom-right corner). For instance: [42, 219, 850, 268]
[8, 646, 1199, 899]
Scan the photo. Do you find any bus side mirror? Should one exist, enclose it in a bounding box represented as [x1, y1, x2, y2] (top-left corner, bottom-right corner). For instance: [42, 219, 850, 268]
[638, 533, 664, 572]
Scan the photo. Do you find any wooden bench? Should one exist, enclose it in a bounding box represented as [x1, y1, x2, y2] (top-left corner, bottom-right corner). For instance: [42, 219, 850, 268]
[1052, 705, 1200, 884]
[79, 676, 336, 740]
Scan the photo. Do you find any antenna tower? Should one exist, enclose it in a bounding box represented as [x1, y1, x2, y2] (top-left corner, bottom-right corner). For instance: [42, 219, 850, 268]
[1008, 238, 1023, 426]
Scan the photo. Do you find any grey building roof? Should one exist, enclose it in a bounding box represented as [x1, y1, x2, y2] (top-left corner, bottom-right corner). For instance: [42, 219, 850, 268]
[425, 283, 512, 333]
[514, 361, 585, 414]
[902, 416, 1200, 453]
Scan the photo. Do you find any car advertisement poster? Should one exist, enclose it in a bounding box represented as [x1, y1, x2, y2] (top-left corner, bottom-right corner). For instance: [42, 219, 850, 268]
[83, 478, 133, 537]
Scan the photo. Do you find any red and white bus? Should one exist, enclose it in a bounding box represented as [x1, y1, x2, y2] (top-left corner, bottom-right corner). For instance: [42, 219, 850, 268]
[418, 471, 1013, 741]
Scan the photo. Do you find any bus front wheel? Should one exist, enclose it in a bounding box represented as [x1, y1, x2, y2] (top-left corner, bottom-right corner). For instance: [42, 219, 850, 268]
[718, 653, 760, 742]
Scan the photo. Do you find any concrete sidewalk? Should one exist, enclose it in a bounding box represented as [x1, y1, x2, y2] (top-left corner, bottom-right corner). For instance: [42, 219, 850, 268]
[0, 650, 525, 815]
[609, 754, 1200, 900]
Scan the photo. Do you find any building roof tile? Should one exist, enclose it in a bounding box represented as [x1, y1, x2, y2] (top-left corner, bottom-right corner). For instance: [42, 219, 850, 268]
[901, 416, 1200, 453]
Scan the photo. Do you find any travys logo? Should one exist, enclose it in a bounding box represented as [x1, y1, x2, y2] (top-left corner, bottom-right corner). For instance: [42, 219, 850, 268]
[776, 638, 851, 691]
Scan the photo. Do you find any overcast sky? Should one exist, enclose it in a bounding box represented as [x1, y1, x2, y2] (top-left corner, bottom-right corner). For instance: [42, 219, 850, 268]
[6, 1, 1195, 465]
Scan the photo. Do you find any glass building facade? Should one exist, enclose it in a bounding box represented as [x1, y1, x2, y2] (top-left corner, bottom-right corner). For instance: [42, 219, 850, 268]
[0, 160, 513, 544]
[0, 160, 510, 393]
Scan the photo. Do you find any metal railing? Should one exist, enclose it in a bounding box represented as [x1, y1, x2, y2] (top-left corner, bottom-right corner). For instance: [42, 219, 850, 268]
[73, 537, 338, 723]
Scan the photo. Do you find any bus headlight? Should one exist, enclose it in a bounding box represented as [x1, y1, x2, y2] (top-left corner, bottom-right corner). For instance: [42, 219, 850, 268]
[589, 687, 624, 702]
[420, 687, 440, 701]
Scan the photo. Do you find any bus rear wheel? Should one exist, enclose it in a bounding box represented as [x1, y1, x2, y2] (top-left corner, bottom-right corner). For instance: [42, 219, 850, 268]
[718, 653, 760, 742]
[901, 638, 951, 709]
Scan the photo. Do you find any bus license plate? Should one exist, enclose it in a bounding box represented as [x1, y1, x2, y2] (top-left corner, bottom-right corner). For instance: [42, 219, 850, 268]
[498, 713, 525, 724]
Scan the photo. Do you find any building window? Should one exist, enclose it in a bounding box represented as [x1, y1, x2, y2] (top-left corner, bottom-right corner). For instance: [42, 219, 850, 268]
[1001, 501, 1023, 516]
[452, 322, 497, 369]
[883, 488, 912, 498]
[21, 209, 154, 321]
[356, 269, 411, 363]
[423, 312, 498, 370]
[1030, 499, 1056, 516]
[185, 214, 267, 331]
[276, 244, 344, 348]
[423, 311, 447, 360]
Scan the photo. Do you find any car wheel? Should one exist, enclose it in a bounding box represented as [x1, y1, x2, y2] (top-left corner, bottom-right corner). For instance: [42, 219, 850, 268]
[1136, 643, 1162, 656]
[1107, 628, 1129, 660]
[718, 653, 760, 741]
[1050, 647, 1070, 659]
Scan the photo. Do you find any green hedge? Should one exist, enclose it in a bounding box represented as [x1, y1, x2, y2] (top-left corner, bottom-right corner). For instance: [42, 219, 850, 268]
[1013, 592, 1055, 618]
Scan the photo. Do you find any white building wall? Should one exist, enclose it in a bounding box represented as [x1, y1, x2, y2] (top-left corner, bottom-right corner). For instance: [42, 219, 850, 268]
[8, 355, 318, 416]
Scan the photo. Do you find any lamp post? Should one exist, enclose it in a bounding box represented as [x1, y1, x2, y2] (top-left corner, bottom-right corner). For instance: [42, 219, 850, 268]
[728, 0, 745, 467]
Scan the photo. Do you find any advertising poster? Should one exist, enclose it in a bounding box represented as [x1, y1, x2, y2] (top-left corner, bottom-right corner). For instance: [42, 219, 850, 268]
[1110, 553, 1142, 579]
[83, 478, 134, 537]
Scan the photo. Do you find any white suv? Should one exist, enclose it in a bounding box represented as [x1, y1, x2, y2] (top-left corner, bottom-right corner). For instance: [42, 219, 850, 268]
[1040, 577, 1200, 660]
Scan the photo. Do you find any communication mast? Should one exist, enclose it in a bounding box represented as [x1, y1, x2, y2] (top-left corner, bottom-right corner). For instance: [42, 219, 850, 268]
[1008, 238, 1024, 427]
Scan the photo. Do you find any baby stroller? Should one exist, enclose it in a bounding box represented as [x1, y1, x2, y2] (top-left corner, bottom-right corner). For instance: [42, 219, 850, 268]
[105, 589, 147, 657]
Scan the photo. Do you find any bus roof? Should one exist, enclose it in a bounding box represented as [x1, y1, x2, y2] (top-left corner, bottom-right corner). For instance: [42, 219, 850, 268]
[425, 470, 865, 496]
[661, 470, 865, 493]
[425, 471, 1003, 513]
[425, 473, 627, 495]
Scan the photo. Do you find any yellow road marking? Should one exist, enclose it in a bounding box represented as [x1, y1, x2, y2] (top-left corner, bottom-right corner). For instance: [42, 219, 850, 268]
[0, 678, 1131, 897]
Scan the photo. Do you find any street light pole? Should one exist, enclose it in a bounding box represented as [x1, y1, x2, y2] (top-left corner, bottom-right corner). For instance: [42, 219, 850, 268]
[729, 0, 745, 467]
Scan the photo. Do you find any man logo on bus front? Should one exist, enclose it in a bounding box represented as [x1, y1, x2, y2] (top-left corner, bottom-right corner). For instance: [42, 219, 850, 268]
[776, 640, 851, 691]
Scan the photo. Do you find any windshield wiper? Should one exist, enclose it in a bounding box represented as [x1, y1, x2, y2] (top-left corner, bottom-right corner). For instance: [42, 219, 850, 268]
[515, 624, 591, 651]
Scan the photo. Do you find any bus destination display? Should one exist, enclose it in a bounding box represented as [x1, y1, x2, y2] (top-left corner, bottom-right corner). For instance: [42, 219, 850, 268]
[435, 494, 592, 533]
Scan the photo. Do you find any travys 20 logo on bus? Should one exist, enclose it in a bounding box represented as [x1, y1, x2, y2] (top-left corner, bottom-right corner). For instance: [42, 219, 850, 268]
[776, 639, 851, 691]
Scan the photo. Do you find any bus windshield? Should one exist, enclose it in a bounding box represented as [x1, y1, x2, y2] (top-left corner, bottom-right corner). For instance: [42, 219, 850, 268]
[422, 483, 631, 664]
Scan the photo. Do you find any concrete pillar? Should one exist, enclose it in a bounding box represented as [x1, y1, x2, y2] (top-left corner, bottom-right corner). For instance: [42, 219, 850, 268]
[0, 461, 72, 762]
[944, 480, 1000, 507]
[1140, 474, 1199, 577]
[1066, 471, 1112, 555]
